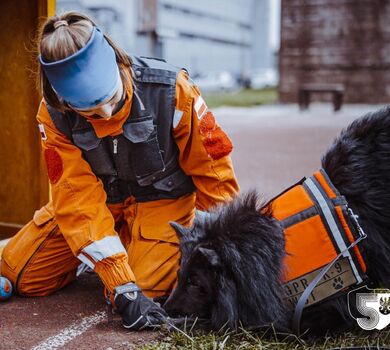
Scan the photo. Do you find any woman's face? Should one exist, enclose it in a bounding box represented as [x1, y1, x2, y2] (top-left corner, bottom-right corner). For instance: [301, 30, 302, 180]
[72, 81, 124, 119]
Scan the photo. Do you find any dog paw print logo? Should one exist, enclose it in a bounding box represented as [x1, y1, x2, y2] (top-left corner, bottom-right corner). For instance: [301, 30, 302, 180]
[348, 286, 390, 330]
[333, 277, 344, 290]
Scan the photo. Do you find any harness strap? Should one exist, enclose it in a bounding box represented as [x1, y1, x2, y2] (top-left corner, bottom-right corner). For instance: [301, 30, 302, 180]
[304, 177, 364, 284]
[46, 104, 73, 141]
[292, 208, 367, 335]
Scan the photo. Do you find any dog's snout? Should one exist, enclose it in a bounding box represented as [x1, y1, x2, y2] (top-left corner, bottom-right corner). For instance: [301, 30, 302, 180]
[163, 295, 184, 317]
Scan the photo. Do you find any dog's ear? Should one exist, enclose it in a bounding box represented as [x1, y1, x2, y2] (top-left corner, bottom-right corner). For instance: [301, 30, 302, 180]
[169, 221, 191, 238]
[198, 247, 221, 266]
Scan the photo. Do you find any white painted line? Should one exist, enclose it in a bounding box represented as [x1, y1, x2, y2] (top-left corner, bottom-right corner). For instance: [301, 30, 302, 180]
[30, 310, 106, 350]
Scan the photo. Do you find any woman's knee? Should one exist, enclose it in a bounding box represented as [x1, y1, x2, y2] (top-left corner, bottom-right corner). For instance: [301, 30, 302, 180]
[16, 268, 77, 296]
[0, 209, 79, 296]
[1, 244, 18, 287]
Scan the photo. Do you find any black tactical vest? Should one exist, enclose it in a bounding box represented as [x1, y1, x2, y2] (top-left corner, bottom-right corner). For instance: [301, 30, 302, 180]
[46, 56, 195, 203]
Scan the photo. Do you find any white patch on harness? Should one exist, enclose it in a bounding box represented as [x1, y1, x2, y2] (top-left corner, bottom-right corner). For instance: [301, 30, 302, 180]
[38, 124, 47, 141]
[283, 257, 357, 309]
[194, 95, 207, 119]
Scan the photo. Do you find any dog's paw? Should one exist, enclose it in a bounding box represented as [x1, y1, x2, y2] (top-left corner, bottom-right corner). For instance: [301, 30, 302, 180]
[332, 276, 344, 290]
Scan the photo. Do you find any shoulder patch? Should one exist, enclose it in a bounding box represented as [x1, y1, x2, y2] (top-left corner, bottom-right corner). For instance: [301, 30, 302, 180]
[44, 148, 63, 184]
[199, 111, 233, 160]
[199, 111, 216, 134]
[38, 124, 47, 141]
[194, 96, 207, 119]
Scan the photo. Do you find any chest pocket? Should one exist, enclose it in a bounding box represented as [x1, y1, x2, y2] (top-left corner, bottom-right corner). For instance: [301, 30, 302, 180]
[123, 117, 165, 182]
[72, 129, 117, 176]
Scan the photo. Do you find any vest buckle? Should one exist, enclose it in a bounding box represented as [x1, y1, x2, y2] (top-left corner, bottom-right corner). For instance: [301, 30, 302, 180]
[347, 207, 368, 240]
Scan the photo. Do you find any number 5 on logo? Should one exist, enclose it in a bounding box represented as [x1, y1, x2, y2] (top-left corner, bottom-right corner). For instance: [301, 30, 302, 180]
[356, 293, 380, 330]
[348, 286, 390, 330]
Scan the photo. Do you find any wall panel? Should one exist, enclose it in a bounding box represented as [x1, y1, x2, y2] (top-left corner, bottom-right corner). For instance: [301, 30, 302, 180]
[0, 0, 54, 238]
[279, 0, 389, 103]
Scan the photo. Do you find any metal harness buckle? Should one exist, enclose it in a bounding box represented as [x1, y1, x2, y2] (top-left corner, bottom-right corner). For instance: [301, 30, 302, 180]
[347, 207, 368, 240]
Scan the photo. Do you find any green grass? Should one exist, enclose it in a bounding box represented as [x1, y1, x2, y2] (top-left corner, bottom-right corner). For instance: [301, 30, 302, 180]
[203, 88, 277, 109]
[141, 327, 390, 350]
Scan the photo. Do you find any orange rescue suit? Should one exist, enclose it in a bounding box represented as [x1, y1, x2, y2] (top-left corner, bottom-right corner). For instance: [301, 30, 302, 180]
[0, 69, 239, 298]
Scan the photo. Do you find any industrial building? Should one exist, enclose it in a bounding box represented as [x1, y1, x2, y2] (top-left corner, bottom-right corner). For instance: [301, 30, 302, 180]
[57, 0, 274, 77]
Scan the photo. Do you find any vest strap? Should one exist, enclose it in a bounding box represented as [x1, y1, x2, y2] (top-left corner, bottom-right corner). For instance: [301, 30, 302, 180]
[46, 105, 73, 141]
[304, 176, 364, 284]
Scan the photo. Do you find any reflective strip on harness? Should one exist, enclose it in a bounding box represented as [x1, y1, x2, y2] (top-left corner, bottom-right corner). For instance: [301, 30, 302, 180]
[304, 177, 363, 284]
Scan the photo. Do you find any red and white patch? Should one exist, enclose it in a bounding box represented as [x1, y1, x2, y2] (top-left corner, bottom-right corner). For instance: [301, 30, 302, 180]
[38, 124, 47, 141]
[199, 111, 216, 135]
[194, 95, 207, 119]
[44, 148, 63, 184]
[202, 128, 233, 160]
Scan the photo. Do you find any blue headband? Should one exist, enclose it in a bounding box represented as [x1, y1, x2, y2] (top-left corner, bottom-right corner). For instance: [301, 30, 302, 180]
[39, 27, 120, 109]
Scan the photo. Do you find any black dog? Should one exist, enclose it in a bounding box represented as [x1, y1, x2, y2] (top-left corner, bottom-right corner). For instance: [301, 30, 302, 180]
[164, 107, 390, 335]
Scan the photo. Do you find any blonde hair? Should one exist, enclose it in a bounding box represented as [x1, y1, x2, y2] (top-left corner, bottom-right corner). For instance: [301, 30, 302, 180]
[37, 11, 132, 111]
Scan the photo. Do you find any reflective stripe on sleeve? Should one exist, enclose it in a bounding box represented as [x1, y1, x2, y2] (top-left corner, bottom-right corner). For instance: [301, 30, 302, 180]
[77, 253, 96, 269]
[173, 109, 184, 128]
[78, 236, 127, 266]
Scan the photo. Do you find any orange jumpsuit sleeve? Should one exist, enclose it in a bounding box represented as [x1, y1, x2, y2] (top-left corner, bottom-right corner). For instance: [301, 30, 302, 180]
[173, 71, 240, 211]
[36, 100, 135, 293]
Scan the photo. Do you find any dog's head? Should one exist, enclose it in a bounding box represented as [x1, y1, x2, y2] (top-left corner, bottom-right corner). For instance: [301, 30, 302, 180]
[164, 191, 287, 330]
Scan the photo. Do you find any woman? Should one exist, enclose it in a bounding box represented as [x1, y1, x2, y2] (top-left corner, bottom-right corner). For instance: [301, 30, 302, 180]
[0, 12, 239, 329]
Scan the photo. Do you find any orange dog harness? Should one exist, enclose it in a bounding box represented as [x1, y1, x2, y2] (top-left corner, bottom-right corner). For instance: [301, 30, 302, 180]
[272, 169, 367, 314]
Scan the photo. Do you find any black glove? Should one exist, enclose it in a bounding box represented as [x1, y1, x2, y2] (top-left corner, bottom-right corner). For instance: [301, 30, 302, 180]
[114, 282, 168, 330]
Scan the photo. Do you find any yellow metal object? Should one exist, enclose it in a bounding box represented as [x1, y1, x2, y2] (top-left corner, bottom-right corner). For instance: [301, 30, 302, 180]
[47, 0, 55, 203]
[47, 0, 56, 17]
[0, 239, 10, 256]
[0, 0, 54, 238]
[45, 0, 55, 204]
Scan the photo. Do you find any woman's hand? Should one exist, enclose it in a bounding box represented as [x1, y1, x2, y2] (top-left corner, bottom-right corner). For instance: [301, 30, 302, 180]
[114, 282, 168, 330]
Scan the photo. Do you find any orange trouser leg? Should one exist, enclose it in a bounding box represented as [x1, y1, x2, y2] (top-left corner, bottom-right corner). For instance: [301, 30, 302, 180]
[1, 204, 80, 296]
[124, 194, 196, 299]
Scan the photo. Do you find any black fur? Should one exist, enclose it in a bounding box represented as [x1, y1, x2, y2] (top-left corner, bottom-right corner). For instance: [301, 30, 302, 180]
[165, 193, 287, 330]
[164, 107, 390, 334]
[322, 109, 390, 287]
